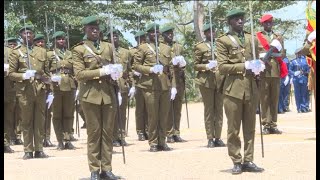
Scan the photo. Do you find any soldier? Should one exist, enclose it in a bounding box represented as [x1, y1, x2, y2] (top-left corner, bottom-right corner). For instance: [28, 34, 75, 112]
[4, 37, 18, 153]
[9, 24, 50, 159]
[216, 9, 264, 174]
[257, 14, 284, 135]
[289, 49, 310, 113]
[48, 31, 77, 150]
[130, 31, 149, 141]
[34, 33, 55, 147]
[133, 23, 175, 152]
[278, 49, 290, 114]
[160, 25, 187, 143]
[72, 16, 120, 180]
[193, 24, 225, 148]
[106, 29, 132, 147]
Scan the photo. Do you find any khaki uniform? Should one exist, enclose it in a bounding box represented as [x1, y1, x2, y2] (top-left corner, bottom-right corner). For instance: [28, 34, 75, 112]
[113, 47, 131, 141]
[257, 31, 283, 128]
[48, 48, 76, 143]
[216, 31, 259, 163]
[129, 47, 148, 135]
[194, 40, 224, 140]
[166, 42, 186, 137]
[133, 42, 175, 147]
[4, 46, 16, 146]
[73, 40, 116, 172]
[9, 44, 50, 153]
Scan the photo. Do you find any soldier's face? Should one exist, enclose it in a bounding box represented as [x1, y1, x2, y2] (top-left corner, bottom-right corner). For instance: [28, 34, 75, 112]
[135, 36, 146, 44]
[85, 25, 100, 41]
[229, 15, 245, 33]
[20, 30, 34, 45]
[35, 39, 45, 48]
[55, 37, 66, 48]
[204, 29, 215, 40]
[112, 33, 119, 46]
[148, 29, 160, 42]
[162, 31, 174, 43]
[262, 20, 273, 32]
[8, 42, 17, 48]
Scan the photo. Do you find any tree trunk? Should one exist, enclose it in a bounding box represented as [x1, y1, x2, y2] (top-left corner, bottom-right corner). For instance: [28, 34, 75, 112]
[193, 1, 204, 42]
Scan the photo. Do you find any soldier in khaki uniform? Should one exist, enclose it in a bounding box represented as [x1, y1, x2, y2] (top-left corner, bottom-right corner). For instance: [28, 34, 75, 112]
[257, 14, 283, 135]
[48, 31, 77, 150]
[9, 24, 50, 159]
[72, 16, 120, 180]
[194, 24, 225, 148]
[130, 31, 149, 141]
[160, 26, 187, 143]
[34, 34, 55, 147]
[216, 9, 264, 174]
[4, 37, 18, 153]
[105, 29, 132, 147]
[133, 23, 175, 152]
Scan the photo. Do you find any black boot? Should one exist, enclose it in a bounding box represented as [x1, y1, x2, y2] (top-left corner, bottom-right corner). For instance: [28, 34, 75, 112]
[91, 171, 100, 180]
[34, 151, 49, 158]
[57, 142, 64, 150]
[207, 139, 215, 148]
[4, 146, 14, 153]
[100, 171, 120, 180]
[138, 133, 146, 141]
[65, 141, 76, 150]
[23, 152, 33, 160]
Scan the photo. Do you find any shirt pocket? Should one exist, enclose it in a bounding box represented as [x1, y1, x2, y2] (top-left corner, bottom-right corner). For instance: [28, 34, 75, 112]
[228, 47, 242, 63]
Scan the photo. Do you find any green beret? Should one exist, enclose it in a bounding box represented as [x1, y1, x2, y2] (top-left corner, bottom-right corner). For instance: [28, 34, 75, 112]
[134, 31, 146, 38]
[82, 15, 100, 26]
[105, 29, 121, 37]
[226, 9, 246, 19]
[52, 31, 66, 39]
[160, 25, 174, 33]
[19, 24, 34, 33]
[34, 34, 45, 41]
[202, 24, 215, 32]
[5, 37, 19, 42]
[145, 23, 160, 32]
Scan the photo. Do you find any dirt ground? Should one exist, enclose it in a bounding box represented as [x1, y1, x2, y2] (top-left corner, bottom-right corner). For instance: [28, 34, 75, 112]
[4, 96, 316, 180]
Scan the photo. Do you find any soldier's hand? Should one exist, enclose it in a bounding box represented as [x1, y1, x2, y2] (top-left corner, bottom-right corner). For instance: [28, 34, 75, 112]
[284, 75, 289, 86]
[270, 39, 282, 51]
[46, 93, 54, 109]
[4, 63, 9, 72]
[23, 70, 36, 80]
[170, 87, 177, 100]
[51, 74, 62, 84]
[308, 30, 316, 43]
[117, 92, 122, 106]
[100, 65, 112, 76]
[294, 71, 301, 76]
[128, 86, 136, 99]
[133, 70, 141, 77]
[206, 60, 217, 70]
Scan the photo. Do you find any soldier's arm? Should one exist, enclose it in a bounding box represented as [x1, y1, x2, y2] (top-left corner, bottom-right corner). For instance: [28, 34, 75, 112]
[132, 46, 150, 74]
[216, 38, 245, 75]
[8, 50, 24, 82]
[127, 50, 135, 87]
[72, 46, 101, 82]
[193, 45, 208, 71]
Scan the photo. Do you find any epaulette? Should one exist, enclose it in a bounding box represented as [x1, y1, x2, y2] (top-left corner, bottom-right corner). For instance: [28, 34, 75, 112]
[194, 40, 204, 46]
[71, 41, 84, 49]
[217, 33, 226, 38]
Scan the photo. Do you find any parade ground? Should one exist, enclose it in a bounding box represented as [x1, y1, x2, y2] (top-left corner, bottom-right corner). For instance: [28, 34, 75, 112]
[4, 97, 316, 180]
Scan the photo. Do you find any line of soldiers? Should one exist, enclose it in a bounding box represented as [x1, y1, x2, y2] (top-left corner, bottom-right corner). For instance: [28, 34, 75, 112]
[5, 8, 313, 178]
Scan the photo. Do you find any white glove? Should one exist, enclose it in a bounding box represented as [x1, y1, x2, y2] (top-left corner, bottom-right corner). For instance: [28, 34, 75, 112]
[172, 56, 180, 66]
[245, 60, 265, 75]
[133, 70, 141, 77]
[294, 71, 301, 76]
[100, 65, 112, 76]
[206, 60, 217, 70]
[110, 72, 121, 80]
[128, 86, 136, 99]
[170, 87, 177, 100]
[270, 39, 282, 51]
[46, 93, 54, 109]
[308, 30, 316, 43]
[51, 74, 62, 84]
[178, 56, 186, 68]
[245, 61, 254, 70]
[290, 78, 293, 85]
[283, 75, 289, 86]
[22, 70, 36, 80]
[4, 63, 9, 72]
[150, 64, 164, 74]
[110, 64, 123, 80]
[117, 92, 122, 106]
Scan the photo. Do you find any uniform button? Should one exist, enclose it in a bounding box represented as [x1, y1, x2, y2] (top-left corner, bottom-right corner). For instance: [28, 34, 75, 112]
[99, 80, 102, 83]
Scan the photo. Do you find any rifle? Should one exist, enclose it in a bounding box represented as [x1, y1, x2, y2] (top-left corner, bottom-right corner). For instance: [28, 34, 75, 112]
[249, 1, 264, 158]
[75, 99, 80, 138]
[108, 1, 126, 164]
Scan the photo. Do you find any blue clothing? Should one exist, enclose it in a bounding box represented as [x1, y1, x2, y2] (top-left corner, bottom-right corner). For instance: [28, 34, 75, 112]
[288, 56, 310, 112]
[278, 57, 291, 112]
